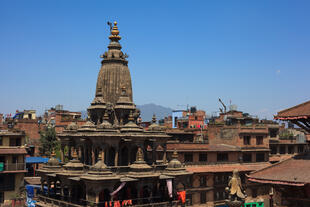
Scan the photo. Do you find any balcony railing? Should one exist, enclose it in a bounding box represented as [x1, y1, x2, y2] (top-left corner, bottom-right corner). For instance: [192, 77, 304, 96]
[37, 194, 188, 207]
[0, 162, 26, 172]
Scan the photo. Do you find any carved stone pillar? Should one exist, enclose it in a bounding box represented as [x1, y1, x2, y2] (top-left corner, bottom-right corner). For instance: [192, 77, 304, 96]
[78, 146, 82, 159]
[61, 145, 65, 163]
[95, 192, 99, 204]
[163, 144, 167, 164]
[68, 146, 72, 160]
[101, 150, 105, 163]
[128, 147, 131, 165]
[115, 148, 119, 166]
[152, 144, 157, 164]
[92, 147, 95, 165]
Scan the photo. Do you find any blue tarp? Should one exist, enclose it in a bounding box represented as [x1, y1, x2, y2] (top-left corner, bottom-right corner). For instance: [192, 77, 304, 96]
[26, 157, 49, 164]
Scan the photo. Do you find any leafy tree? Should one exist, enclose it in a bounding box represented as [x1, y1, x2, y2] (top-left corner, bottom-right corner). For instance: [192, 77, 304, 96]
[39, 127, 59, 156]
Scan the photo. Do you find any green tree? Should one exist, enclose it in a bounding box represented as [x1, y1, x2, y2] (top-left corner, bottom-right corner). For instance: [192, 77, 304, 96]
[39, 127, 59, 156]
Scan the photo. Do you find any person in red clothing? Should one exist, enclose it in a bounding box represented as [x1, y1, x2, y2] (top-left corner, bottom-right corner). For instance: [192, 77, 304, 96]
[177, 191, 186, 204]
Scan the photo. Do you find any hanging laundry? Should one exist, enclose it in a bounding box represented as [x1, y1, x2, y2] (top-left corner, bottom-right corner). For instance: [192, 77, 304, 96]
[166, 179, 173, 198]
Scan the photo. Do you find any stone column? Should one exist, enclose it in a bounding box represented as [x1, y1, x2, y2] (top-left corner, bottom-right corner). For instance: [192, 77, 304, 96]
[92, 147, 95, 165]
[276, 145, 280, 155]
[83, 147, 87, 164]
[68, 146, 72, 160]
[101, 149, 105, 163]
[163, 144, 167, 164]
[61, 145, 65, 163]
[128, 147, 131, 165]
[78, 146, 82, 159]
[152, 144, 157, 164]
[95, 192, 100, 204]
[61, 187, 64, 199]
[115, 148, 119, 166]
[47, 180, 51, 195]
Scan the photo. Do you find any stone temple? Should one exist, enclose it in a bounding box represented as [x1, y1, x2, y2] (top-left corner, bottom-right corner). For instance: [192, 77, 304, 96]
[36, 22, 191, 206]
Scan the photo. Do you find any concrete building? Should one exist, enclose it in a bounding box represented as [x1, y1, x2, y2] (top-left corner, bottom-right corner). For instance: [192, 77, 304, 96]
[0, 129, 27, 205]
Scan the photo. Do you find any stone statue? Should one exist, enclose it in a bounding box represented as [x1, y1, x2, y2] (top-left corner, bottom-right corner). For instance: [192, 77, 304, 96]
[136, 147, 144, 162]
[225, 169, 246, 207]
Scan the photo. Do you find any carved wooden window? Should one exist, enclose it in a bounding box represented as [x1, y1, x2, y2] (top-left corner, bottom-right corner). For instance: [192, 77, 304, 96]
[244, 136, 251, 145]
[256, 136, 263, 145]
[199, 153, 207, 162]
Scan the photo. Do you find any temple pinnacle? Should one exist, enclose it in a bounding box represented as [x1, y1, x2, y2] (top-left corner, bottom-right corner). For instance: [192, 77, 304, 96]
[109, 21, 121, 40]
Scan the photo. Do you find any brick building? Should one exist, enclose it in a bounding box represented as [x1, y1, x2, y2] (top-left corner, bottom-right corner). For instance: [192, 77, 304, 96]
[43, 106, 86, 133]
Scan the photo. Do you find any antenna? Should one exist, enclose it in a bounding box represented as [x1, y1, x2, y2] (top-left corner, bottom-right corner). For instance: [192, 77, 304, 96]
[219, 98, 227, 113]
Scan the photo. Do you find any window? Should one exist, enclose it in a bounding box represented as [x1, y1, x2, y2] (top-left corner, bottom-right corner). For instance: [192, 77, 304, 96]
[9, 138, 21, 146]
[0, 175, 15, 191]
[244, 136, 251, 145]
[252, 188, 257, 198]
[256, 136, 263, 145]
[0, 137, 2, 145]
[280, 146, 286, 154]
[200, 191, 206, 204]
[217, 153, 228, 162]
[214, 190, 227, 201]
[12, 156, 18, 163]
[288, 146, 294, 154]
[298, 145, 304, 153]
[16, 138, 21, 146]
[269, 128, 278, 138]
[174, 117, 178, 128]
[243, 153, 252, 163]
[184, 153, 193, 162]
[199, 153, 207, 162]
[200, 176, 206, 187]
[270, 146, 277, 154]
[256, 153, 265, 162]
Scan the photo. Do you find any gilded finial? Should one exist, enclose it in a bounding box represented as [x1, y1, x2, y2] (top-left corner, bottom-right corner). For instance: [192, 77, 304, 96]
[109, 21, 121, 40]
[103, 111, 109, 120]
[98, 151, 102, 160]
[172, 149, 178, 159]
[128, 110, 134, 121]
[152, 114, 157, 124]
[72, 149, 78, 159]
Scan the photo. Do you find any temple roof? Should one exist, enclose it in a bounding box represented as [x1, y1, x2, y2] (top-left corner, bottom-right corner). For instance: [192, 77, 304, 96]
[248, 153, 310, 186]
[166, 143, 241, 152]
[274, 100, 310, 120]
[187, 162, 270, 173]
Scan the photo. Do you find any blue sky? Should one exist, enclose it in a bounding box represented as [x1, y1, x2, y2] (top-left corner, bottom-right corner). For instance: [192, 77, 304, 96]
[0, 0, 309, 119]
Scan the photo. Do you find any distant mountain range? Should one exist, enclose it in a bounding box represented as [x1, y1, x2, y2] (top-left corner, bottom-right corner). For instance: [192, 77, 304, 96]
[80, 103, 173, 122]
[137, 103, 173, 122]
